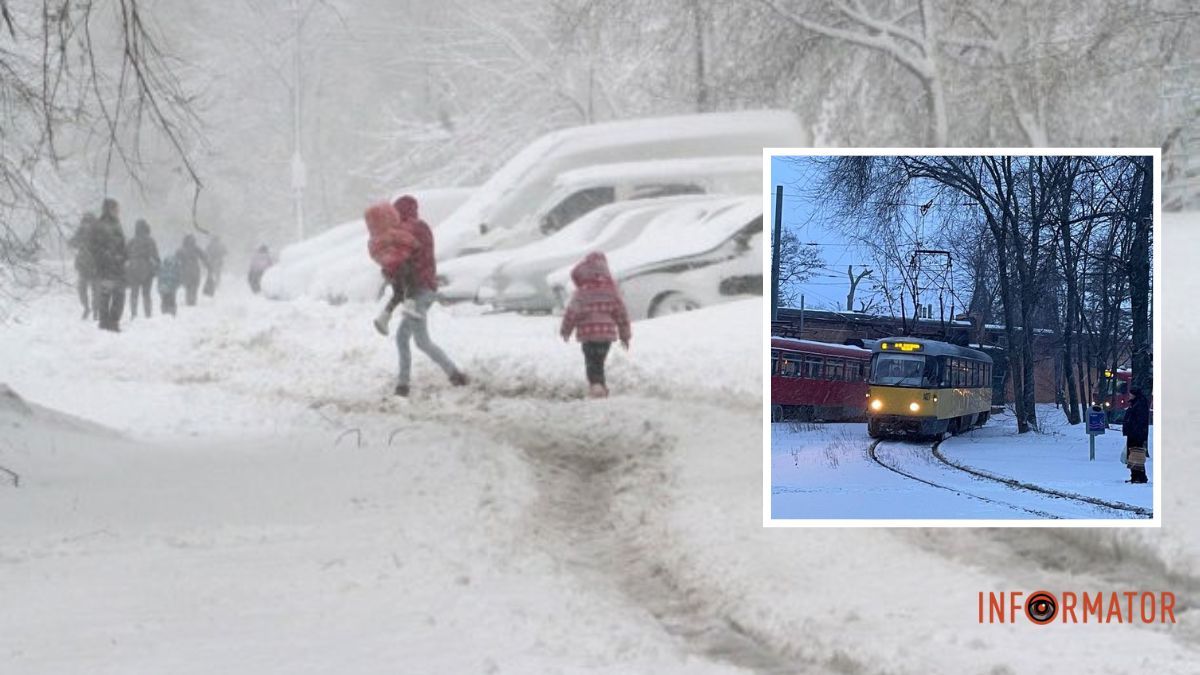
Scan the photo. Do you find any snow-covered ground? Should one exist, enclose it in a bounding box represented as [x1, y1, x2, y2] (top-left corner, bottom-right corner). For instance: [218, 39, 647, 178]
[771, 407, 1153, 520]
[0, 213, 1196, 674]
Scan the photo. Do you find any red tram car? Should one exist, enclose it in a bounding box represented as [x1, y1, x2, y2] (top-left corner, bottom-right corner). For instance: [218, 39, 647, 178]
[1091, 368, 1153, 423]
[770, 338, 871, 422]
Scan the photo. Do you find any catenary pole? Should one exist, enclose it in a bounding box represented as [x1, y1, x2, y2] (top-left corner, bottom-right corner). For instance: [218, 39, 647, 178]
[771, 185, 783, 324]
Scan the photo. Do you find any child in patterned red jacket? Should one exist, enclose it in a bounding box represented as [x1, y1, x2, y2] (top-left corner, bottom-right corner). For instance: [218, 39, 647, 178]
[365, 201, 419, 335]
[559, 252, 631, 398]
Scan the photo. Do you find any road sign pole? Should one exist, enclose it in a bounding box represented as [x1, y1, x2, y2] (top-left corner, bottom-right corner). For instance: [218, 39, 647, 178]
[1089, 435, 1095, 461]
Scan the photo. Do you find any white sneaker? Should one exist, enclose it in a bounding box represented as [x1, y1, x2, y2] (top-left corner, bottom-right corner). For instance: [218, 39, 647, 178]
[373, 308, 392, 335]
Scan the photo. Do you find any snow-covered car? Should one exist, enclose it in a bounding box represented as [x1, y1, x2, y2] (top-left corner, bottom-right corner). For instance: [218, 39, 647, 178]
[457, 155, 763, 256]
[439, 195, 721, 304]
[261, 186, 473, 302]
[436, 110, 807, 259]
[439, 156, 761, 304]
[474, 194, 734, 312]
[546, 196, 763, 320]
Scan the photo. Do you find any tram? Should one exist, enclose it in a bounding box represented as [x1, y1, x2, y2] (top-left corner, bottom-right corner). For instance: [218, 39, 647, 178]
[1091, 368, 1153, 423]
[770, 338, 870, 422]
[866, 337, 993, 439]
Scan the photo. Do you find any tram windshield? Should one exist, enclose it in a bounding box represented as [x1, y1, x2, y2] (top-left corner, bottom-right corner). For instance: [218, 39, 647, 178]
[870, 354, 930, 387]
[1098, 377, 1129, 395]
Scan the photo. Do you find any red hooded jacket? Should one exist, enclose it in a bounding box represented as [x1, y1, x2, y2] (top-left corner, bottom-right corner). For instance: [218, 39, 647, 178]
[365, 202, 418, 280]
[393, 195, 438, 292]
[559, 252, 631, 344]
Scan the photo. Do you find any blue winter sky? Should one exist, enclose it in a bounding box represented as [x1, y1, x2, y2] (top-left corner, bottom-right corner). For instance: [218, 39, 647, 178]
[769, 155, 951, 312]
[769, 156, 875, 310]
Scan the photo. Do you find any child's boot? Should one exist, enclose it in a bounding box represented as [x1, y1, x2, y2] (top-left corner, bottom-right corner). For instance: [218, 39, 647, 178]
[373, 306, 394, 335]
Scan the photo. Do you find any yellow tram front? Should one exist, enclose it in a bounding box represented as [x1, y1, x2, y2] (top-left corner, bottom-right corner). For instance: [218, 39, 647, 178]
[866, 338, 993, 440]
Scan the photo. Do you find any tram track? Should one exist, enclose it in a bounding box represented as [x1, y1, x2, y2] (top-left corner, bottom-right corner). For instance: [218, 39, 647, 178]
[867, 439, 1062, 518]
[929, 443, 1153, 518]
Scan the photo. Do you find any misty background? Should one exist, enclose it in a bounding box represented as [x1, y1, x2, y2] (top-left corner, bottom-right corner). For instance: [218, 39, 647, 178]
[2, 0, 1197, 274]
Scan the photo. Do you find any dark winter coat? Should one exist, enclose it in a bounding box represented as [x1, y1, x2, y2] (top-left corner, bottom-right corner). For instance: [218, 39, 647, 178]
[70, 220, 97, 279]
[125, 227, 161, 285]
[158, 255, 182, 294]
[560, 252, 631, 344]
[1122, 393, 1150, 445]
[177, 237, 208, 285]
[393, 195, 438, 292]
[89, 215, 127, 282]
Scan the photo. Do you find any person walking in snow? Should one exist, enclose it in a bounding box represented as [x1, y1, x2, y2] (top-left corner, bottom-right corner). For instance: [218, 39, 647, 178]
[1122, 386, 1150, 484]
[125, 219, 161, 318]
[366, 201, 420, 335]
[559, 251, 631, 398]
[69, 213, 98, 320]
[371, 195, 467, 397]
[176, 234, 209, 306]
[89, 198, 128, 332]
[157, 253, 181, 316]
[204, 234, 228, 295]
[247, 244, 274, 294]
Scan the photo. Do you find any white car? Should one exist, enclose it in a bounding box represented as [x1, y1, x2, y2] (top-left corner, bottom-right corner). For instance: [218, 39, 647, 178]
[437, 110, 807, 259]
[477, 195, 732, 312]
[438, 156, 761, 302]
[547, 196, 763, 320]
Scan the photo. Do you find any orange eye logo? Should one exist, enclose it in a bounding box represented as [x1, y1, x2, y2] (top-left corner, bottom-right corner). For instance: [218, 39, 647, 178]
[1026, 591, 1058, 625]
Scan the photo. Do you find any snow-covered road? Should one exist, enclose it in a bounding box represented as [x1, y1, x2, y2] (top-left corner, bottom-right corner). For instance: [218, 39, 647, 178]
[2, 250, 1199, 673]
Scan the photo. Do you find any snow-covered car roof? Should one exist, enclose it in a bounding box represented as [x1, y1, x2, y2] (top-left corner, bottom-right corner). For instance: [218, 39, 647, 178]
[552, 155, 762, 190]
[544, 195, 761, 290]
[438, 110, 804, 255]
[605, 195, 762, 278]
[493, 194, 730, 278]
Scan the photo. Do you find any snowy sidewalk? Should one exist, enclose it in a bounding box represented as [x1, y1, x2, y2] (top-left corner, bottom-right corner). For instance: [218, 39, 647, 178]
[939, 407, 1153, 512]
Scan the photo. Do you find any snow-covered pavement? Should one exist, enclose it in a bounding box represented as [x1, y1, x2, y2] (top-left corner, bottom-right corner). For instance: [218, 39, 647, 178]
[2, 248, 1200, 673]
[771, 407, 1153, 521]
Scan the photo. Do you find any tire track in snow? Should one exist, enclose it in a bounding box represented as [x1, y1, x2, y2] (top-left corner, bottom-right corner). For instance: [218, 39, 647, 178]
[408, 392, 864, 674]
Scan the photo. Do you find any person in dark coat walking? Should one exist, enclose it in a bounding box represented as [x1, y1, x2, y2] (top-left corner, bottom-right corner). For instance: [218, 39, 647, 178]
[1122, 386, 1151, 483]
[125, 219, 161, 318]
[559, 251, 632, 398]
[176, 234, 209, 306]
[158, 253, 182, 316]
[247, 245, 274, 294]
[89, 198, 127, 331]
[205, 235, 228, 293]
[69, 213, 98, 319]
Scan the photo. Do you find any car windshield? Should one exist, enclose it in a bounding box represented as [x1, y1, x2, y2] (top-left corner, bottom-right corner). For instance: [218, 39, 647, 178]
[870, 354, 927, 387]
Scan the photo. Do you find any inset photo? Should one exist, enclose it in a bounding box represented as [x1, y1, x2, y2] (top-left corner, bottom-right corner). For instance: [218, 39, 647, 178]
[765, 151, 1160, 526]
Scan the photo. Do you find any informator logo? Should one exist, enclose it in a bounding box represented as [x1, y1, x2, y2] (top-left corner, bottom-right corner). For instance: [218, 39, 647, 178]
[978, 591, 1177, 625]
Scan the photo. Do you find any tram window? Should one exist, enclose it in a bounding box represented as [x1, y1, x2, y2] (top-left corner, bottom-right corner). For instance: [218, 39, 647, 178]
[969, 362, 978, 387]
[779, 359, 798, 378]
[826, 358, 845, 381]
[1117, 381, 1129, 395]
[847, 361, 862, 382]
[803, 355, 824, 379]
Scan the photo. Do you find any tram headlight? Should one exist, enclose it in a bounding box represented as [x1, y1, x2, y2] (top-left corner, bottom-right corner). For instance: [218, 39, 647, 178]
[1105, 402, 1111, 408]
[909, 402, 920, 412]
[870, 399, 882, 411]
